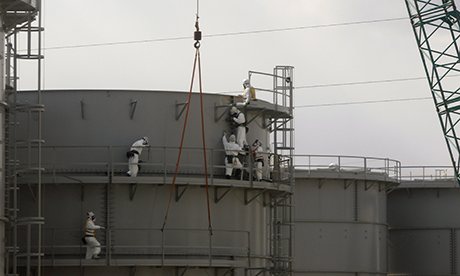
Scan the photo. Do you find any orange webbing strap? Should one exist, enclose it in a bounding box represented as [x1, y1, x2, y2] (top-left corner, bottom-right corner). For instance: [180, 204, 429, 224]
[161, 46, 213, 236]
[197, 50, 213, 235]
[161, 50, 198, 233]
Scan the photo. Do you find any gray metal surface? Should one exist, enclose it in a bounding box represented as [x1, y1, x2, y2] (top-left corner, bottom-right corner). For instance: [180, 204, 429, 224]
[388, 185, 460, 275]
[293, 165, 392, 275]
[0, 15, 5, 276]
[12, 89, 293, 275]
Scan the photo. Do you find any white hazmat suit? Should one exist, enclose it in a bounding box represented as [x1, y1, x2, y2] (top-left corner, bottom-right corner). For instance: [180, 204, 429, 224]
[230, 107, 247, 148]
[222, 134, 243, 178]
[237, 79, 254, 107]
[127, 137, 149, 177]
[252, 140, 264, 181]
[84, 211, 104, 259]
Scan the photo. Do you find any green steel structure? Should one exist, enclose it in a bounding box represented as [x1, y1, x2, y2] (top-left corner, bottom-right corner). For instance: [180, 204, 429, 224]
[405, 0, 460, 184]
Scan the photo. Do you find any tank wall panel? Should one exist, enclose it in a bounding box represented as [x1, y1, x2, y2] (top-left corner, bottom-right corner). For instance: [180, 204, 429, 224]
[388, 188, 460, 228]
[294, 177, 388, 274]
[388, 187, 460, 274]
[14, 90, 271, 176]
[389, 229, 451, 275]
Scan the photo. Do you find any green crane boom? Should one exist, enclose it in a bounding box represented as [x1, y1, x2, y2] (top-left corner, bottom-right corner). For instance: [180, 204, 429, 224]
[405, 0, 460, 184]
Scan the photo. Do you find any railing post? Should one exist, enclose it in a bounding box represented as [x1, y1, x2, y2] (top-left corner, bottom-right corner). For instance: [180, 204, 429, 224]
[163, 147, 167, 184]
[210, 148, 214, 186]
[249, 148, 253, 187]
[247, 231, 251, 269]
[51, 228, 55, 266]
[107, 228, 112, 265]
[364, 157, 367, 179]
[208, 230, 212, 267]
[52, 146, 56, 183]
[161, 230, 165, 266]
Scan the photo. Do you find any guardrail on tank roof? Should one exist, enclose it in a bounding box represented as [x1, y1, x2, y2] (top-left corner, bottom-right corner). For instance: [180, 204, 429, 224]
[25, 227, 256, 266]
[15, 145, 292, 186]
[399, 166, 456, 181]
[293, 154, 401, 182]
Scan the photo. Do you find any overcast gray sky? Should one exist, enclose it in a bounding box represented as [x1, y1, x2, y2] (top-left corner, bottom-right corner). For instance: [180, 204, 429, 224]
[18, 0, 460, 168]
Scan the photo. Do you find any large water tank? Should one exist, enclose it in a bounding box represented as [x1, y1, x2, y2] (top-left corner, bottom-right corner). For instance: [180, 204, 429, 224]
[388, 172, 459, 275]
[13, 89, 292, 276]
[293, 155, 400, 275]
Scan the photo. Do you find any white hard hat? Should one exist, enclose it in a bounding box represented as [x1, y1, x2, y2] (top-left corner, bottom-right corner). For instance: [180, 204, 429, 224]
[229, 134, 236, 142]
[230, 106, 238, 114]
[142, 136, 149, 144]
[87, 211, 95, 218]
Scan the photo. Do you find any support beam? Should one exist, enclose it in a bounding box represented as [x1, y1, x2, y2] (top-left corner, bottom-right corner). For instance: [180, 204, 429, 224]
[175, 185, 188, 202]
[175, 101, 188, 120]
[129, 99, 137, 120]
[129, 183, 137, 201]
[214, 187, 232, 203]
[214, 103, 231, 122]
[244, 189, 265, 205]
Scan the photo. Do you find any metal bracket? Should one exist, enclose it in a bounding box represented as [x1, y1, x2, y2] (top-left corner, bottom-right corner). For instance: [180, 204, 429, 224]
[245, 109, 265, 125]
[344, 180, 354, 190]
[364, 181, 375, 191]
[318, 179, 324, 189]
[244, 189, 265, 205]
[219, 267, 235, 276]
[175, 185, 188, 202]
[129, 184, 138, 201]
[80, 100, 85, 120]
[214, 103, 231, 122]
[175, 267, 189, 276]
[129, 99, 137, 120]
[175, 101, 188, 120]
[214, 187, 233, 203]
[270, 118, 291, 133]
[27, 183, 36, 202]
[129, 266, 137, 276]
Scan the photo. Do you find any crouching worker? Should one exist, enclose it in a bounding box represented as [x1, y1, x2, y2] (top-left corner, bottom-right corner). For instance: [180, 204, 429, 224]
[222, 132, 243, 179]
[126, 136, 149, 177]
[84, 211, 105, 259]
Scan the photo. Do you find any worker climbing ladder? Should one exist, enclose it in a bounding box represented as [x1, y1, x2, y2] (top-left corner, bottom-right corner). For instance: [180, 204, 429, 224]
[405, 0, 460, 185]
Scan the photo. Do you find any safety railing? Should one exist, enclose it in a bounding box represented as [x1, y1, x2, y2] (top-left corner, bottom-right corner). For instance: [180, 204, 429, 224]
[399, 166, 456, 181]
[14, 145, 291, 185]
[39, 227, 252, 266]
[293, 154, 401, 182]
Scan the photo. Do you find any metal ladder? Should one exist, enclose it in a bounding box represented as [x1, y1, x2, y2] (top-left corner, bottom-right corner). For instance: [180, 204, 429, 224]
[4, 1, 45, 275]
[270, 66, 294, 276]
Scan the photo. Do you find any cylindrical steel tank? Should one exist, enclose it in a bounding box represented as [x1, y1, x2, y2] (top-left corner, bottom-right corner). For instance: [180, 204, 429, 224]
[0, 14, 6, 276]
[388, 178, 459, 275]
[14, 89, 290, 276]
[293, 156, 400, 275]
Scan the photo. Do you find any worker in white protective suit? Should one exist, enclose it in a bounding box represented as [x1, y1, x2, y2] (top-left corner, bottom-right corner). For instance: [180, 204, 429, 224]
[230, 106, 247, 148]
[237, 79, 255, 107]
[251, 139, 264, 181]
[84, 211, 105, 259]
[126, 136, 149, 177]
[222, 132, 243, 179]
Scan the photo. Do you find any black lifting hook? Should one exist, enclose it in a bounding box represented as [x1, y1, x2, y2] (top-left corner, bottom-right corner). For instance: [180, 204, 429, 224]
[194, 17, 202, 49]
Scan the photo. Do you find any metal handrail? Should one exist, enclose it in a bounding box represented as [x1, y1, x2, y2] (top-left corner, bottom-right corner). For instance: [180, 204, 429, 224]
[293, 154, 401, 182]
[17, 145, 289, 185]
[39, 227, 253, 266]
[400, 165, 455, 181]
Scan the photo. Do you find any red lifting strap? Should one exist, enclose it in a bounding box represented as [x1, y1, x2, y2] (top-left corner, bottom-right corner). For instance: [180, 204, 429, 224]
[161, 46, 213, 236]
